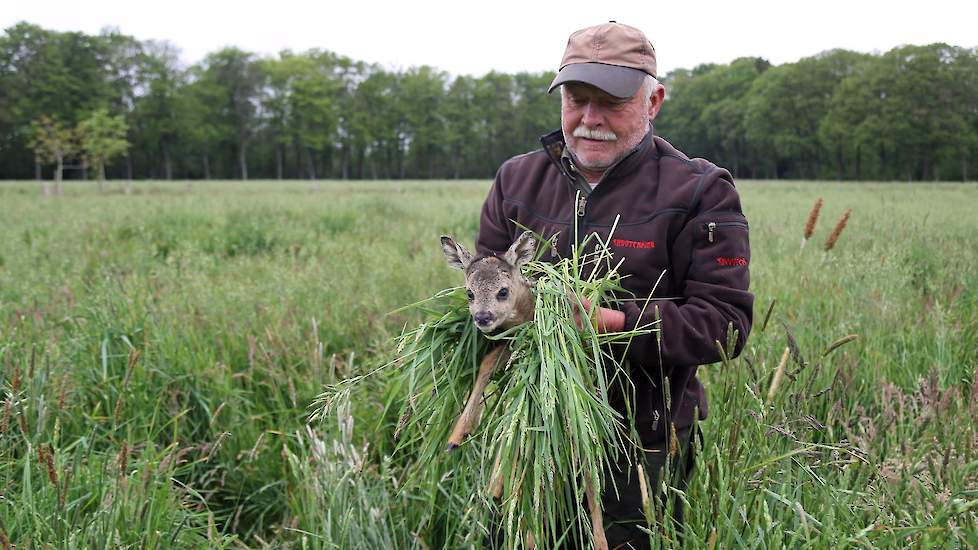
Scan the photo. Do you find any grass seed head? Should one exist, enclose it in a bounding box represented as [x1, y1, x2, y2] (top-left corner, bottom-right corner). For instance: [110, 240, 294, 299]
[37, 444, 58, 487]
[804, 197, 823, 241]
[118, 441, 129, 479]
[824, 208, 852, 251]
[0, 399, 10, 434]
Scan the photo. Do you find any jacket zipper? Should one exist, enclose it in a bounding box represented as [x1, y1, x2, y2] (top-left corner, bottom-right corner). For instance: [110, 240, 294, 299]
[704, 221, 749, 243]
[577, 194, 587, 217]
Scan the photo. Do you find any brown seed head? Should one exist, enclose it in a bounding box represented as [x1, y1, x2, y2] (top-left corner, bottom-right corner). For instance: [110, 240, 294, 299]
[11, 365, 20, 395]
[824, 208, 852, 251]
[0, 399, 10, 434]
[803, 198, 823, 240]
[118, 441, 129, 478]
[38, 445, 58, 486]
[668, 423, 679, 457]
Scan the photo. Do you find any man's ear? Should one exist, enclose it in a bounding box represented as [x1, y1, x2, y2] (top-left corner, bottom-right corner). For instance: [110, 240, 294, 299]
[440, 235, 472, 271]
[648, 82, 665, 123]
[504, 231, 536, 268]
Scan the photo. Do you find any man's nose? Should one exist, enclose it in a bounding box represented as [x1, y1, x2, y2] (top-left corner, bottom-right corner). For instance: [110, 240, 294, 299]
[581, 101, 603, 127]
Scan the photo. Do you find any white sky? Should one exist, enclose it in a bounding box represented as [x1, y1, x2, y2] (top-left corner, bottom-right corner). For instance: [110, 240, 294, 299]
[3, 0, 977, 77]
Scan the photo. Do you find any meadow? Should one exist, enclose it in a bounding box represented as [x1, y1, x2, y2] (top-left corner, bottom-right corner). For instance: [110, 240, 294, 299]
[0, 179, 976, 548]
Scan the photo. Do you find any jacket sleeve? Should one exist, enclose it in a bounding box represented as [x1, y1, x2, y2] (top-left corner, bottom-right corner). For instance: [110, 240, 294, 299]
[619, 170, 753, 369]
[475, 165, 514, 255]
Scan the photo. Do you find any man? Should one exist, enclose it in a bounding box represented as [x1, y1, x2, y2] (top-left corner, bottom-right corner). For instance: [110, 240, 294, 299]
[476, 22, 753, 548]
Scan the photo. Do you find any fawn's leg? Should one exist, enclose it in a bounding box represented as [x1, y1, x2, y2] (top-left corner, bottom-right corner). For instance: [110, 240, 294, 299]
[586, 478, 609, 550]
[447, 344, 507, 449]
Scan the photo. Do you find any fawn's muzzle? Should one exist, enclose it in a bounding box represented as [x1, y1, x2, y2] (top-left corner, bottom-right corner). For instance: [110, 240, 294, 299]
[473, 311, 495, 328]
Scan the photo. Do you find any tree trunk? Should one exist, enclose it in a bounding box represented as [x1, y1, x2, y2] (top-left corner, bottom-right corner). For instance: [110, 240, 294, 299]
[81, 158, 88, 181]
[962, 148, 969, 182]
[293, 139, 302, 178]
[126, 152, 134, 181]
[879, 142, 887, 179]
[202, 149, 211, 180]
[834, 146, 844, 181]
[276, 144, 284, 180]
[306, 148, 317, 179]
[35, 155, 42, 181]
[55, 155, 63, 195]
[239, 143, 248, 180]
[163, 142, 173, 180]
[97, 160, 106, 192]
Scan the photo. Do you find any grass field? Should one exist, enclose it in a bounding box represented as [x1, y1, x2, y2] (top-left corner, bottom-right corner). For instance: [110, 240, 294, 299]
[1, 179, 976, 548]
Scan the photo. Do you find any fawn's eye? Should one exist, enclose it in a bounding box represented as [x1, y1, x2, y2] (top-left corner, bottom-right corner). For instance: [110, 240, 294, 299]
[466, 289, 474, 301]
[496, 288, 509, 300]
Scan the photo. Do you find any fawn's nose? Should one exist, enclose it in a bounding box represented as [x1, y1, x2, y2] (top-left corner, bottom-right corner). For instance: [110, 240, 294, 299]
[474, 311, 495, 327]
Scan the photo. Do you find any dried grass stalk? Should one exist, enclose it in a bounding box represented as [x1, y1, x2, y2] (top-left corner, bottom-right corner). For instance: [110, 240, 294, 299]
[767, 347, 791, 404]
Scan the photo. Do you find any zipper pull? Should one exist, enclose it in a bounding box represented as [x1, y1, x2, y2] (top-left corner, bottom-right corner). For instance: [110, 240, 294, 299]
[577, 195, 587, 217]
[708, 222, 716, 243]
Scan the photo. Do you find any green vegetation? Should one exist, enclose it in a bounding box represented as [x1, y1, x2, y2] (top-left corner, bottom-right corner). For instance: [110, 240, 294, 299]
[3, 21, 978, 182]
[0, 179, 976, 547]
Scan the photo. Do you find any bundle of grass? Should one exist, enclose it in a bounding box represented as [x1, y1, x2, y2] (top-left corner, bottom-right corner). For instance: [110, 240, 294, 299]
[313, 228, 655, 548]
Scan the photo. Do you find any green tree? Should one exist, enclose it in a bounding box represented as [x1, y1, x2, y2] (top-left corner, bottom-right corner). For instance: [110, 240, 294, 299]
[78, 108, 129, 190]
[200, 48, 260, 179]
[131, 41, 183, 179]
[474, 71, 517, 176]
[28, 115, 77, 194]
[746, 50, 869, 179]
[822, 44, 975, 180]
[178, 65, 227, 179]
[443, 75, 479, 178]
[513, 71, 560, 153]
[657, 59, 769, 177]
[401, 66, 447, 178]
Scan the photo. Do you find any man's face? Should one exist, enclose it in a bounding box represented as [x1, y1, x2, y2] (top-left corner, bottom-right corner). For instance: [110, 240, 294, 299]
[560, 81, 661, 178]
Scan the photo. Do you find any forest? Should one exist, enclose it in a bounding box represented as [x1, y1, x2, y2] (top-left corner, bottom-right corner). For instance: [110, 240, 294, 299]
[1, 21, 976, 182]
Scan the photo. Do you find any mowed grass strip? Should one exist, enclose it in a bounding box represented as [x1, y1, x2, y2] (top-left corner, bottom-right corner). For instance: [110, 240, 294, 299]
[0, 179, 976, 547]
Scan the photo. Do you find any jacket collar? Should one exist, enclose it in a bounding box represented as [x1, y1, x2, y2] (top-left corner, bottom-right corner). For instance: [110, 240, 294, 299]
[540, 124, 657, 188]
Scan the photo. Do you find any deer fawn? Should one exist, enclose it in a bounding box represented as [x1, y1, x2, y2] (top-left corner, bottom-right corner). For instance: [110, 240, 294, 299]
[439, 232, 608, 550]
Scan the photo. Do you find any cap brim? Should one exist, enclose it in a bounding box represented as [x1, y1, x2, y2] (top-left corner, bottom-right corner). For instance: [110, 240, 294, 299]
[548, 62, 647, 99]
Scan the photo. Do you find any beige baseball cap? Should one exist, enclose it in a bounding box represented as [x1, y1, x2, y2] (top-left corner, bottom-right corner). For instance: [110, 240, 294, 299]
[548, 21, 657, 99]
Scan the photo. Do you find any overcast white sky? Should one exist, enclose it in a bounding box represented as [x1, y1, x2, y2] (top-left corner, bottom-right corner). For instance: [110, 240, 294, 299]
[4, 0, 977, 77]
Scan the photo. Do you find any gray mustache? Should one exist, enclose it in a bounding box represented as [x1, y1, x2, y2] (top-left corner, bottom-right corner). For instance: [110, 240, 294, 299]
[573, 126, 618, 141]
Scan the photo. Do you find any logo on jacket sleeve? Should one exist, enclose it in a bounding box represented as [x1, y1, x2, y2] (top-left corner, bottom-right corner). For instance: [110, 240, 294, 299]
[612, 238, 656, 249]
[716, 256, 748, 266]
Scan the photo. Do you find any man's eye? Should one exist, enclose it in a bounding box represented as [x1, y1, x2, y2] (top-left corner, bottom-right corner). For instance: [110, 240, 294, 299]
[497, 288, 509, 300]
[466, 289, 475, 301]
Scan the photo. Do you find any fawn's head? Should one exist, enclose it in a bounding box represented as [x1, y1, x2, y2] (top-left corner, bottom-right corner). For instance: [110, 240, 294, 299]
[440, 232, 536, 333]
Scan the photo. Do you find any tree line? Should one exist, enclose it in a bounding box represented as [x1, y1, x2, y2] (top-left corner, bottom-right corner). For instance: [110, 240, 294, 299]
[2, 21, 976, 183]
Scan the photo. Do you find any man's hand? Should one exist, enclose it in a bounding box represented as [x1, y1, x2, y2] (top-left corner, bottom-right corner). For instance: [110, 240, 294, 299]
[571, 295, 626, 334]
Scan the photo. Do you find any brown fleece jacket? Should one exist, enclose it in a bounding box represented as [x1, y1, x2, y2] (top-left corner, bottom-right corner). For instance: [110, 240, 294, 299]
[476, 128, 753, 444]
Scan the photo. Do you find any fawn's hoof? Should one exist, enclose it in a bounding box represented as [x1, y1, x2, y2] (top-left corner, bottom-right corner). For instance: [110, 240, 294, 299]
[446, 442, 460, 451]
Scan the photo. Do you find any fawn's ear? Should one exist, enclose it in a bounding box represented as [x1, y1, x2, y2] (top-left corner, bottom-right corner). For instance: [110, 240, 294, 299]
[440, 235, 473, 271]
[504, 231, 536, 269]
